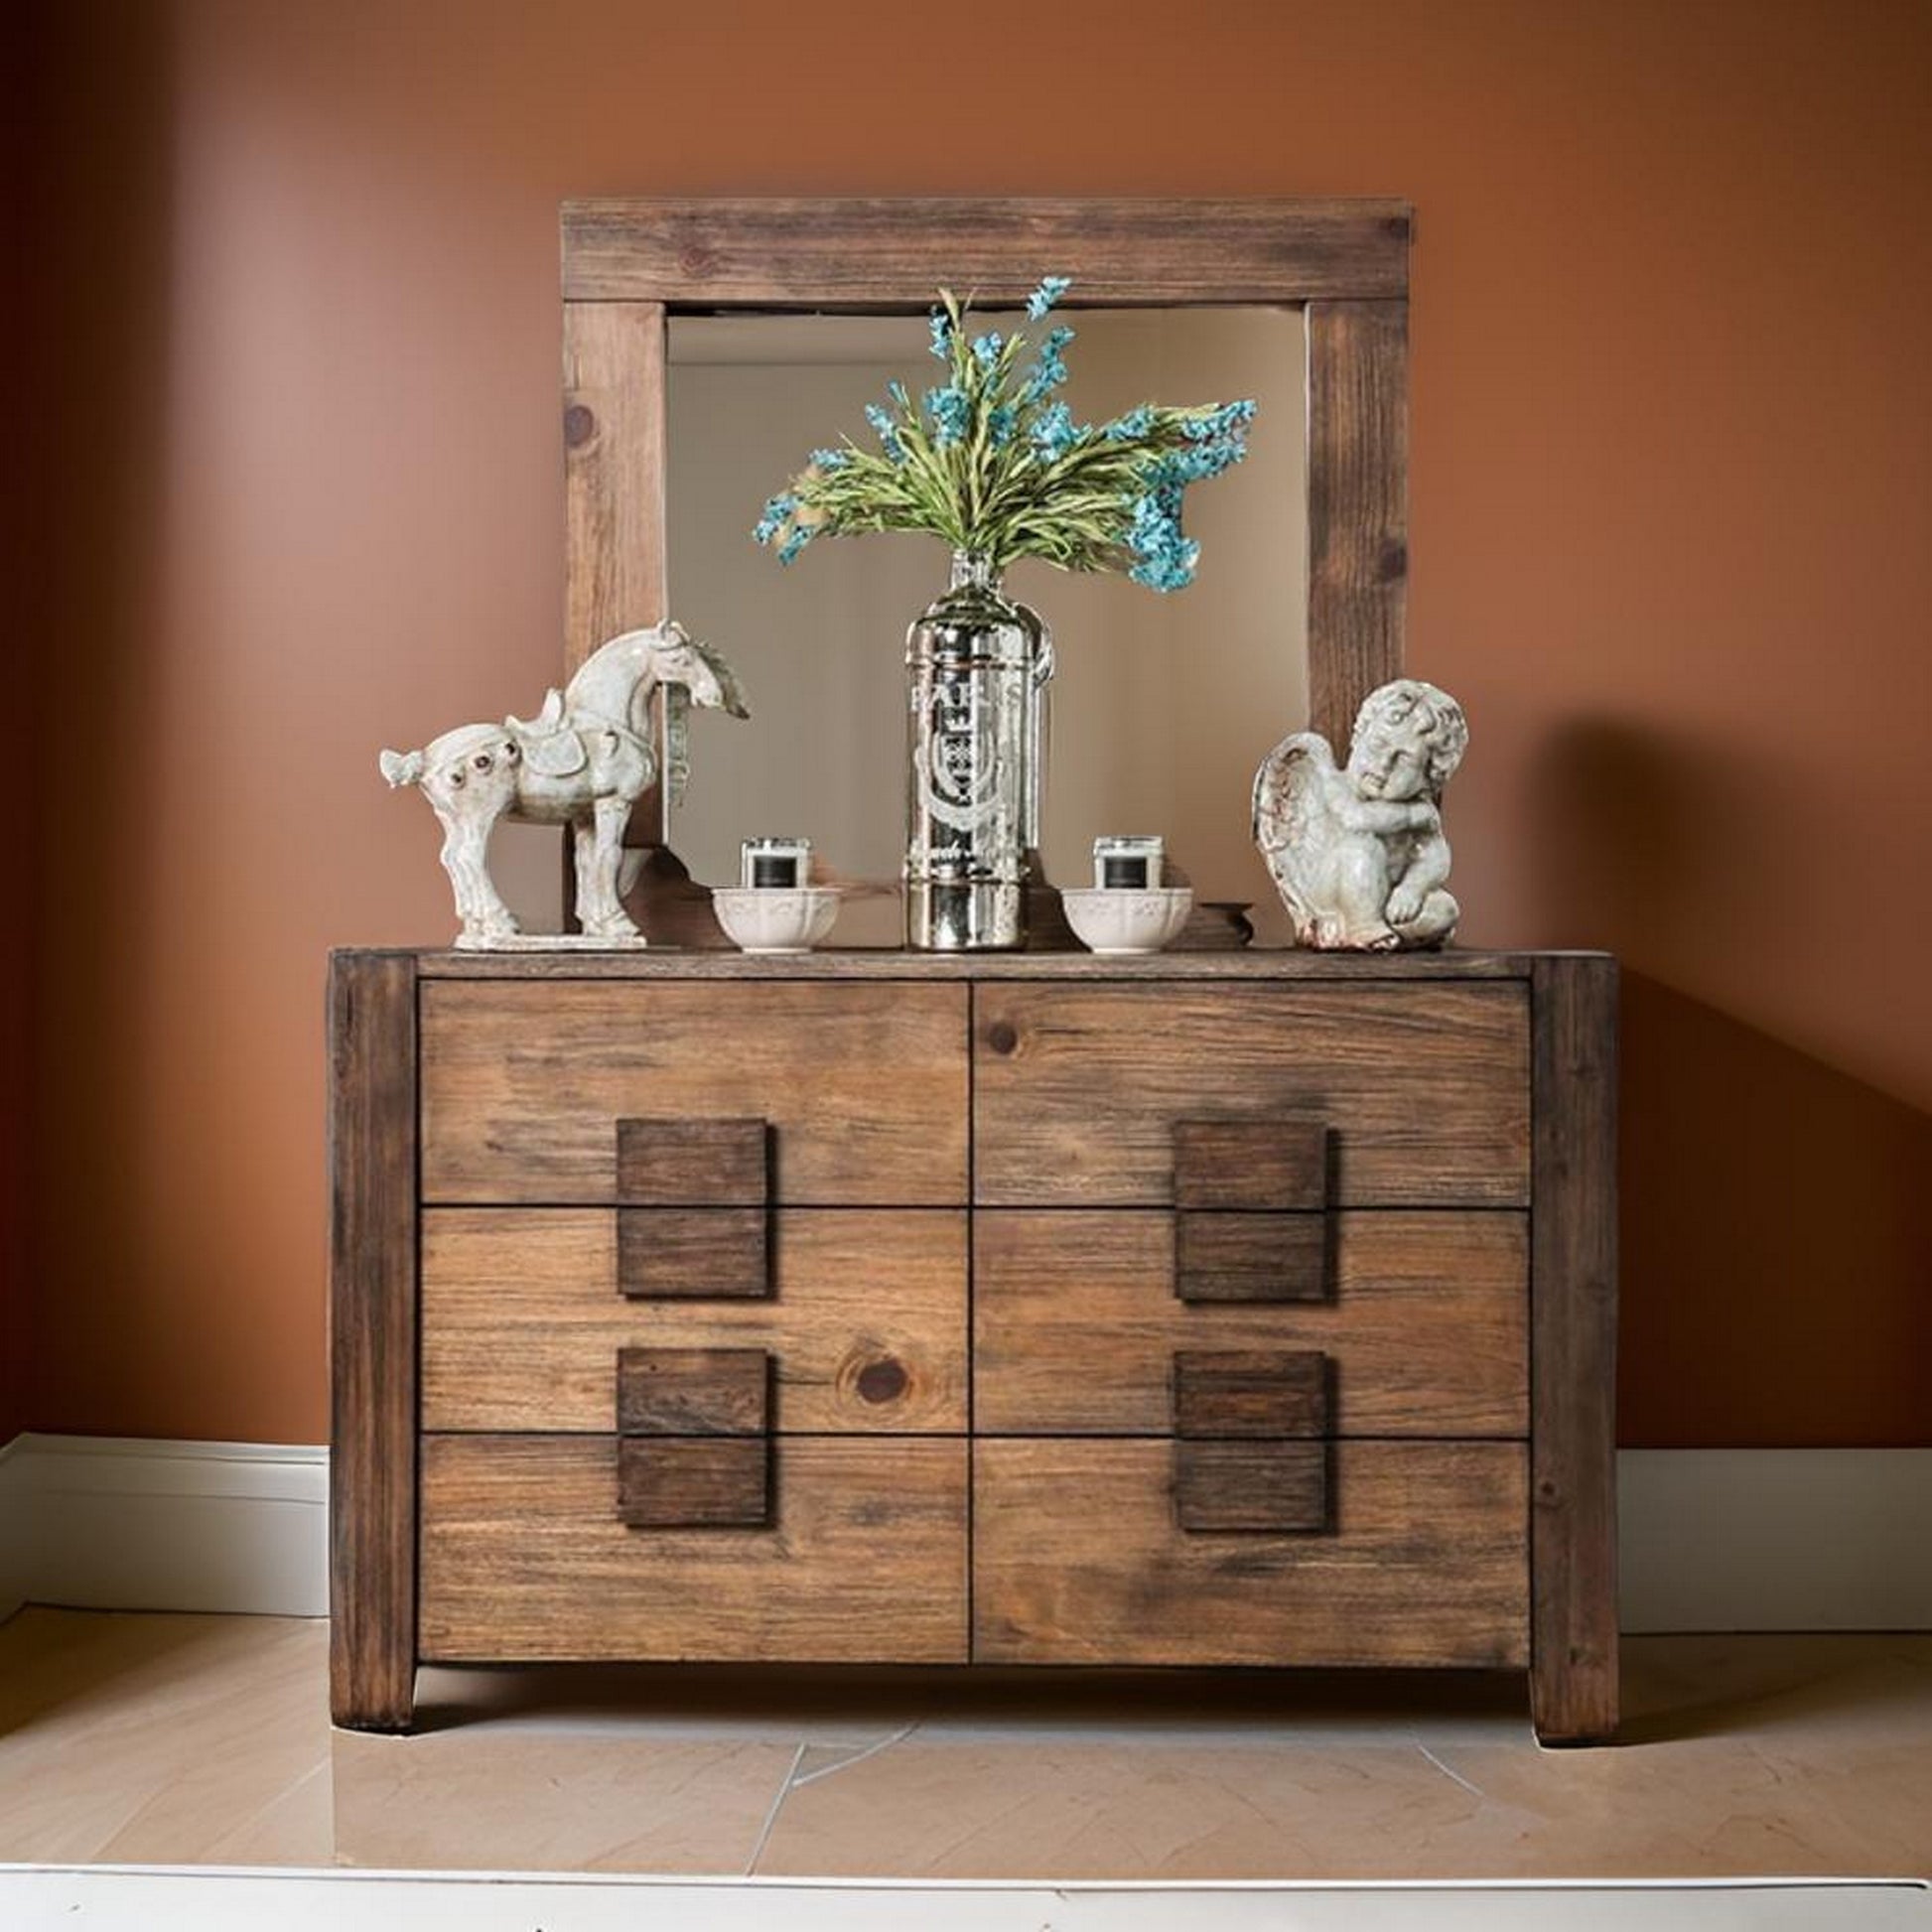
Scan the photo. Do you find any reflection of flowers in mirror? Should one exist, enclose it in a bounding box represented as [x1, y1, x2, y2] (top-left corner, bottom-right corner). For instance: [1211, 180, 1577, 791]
[754, 274, 1256, 592]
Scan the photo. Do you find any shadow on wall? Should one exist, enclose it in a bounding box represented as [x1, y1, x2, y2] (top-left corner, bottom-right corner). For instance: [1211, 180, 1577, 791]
[1520, 717, 1932, 1448]
[1618, 972, 1932, 1448]
[22, 0, 177, 1435]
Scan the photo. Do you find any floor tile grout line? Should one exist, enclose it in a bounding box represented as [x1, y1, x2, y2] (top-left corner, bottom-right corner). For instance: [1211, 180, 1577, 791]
[743, 1741, 807, 1876]
[1417, 1739, 1487, 1800]
[788, 1720, 921, 1790]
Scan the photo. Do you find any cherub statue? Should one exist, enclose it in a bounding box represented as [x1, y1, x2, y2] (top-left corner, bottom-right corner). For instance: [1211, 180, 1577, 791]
[380, 621, 748, 948]
[1252, 678, 1468, 950]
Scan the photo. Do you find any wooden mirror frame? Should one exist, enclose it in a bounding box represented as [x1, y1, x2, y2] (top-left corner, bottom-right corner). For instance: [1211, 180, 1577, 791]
[558, 197, 1411, 937]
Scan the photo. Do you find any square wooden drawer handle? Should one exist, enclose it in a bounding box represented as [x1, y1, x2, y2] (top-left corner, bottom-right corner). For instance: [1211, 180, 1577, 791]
[1173, 1119, 1329, 1212]
[617, 1347, 770, 1437]
[618, 1206, 769, 1300]
[617, 1437, 770, 1529]
[1173, 1211, 1328, 1304]
[1173, 1349, 1330, 1439]
[615, 1116, 769, 1205]
[1173, 1441, 1329, 1535]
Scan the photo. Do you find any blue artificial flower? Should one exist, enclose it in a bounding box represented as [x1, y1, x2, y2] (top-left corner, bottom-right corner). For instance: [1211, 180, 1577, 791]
[1020, 324, 1075, 403]
[809, 447, 850, 472]
[1181, 398, 1257, 442]
[1127, 486, 1200, 592]
[928, 309, 952, 361]
[753, 490, 799, 546]
[865, 402, 906, 463]
[1150, 447, 1213, 486]
[1029, 400, 1081, 461]
[1103, 405, 1157, 443]
[988, 404, 1018, 447]
[924, 384, 971, 447]
[972, 332, 1004, 370]
[1026, 274, 1072, 321]
[777, 521, 818, 566]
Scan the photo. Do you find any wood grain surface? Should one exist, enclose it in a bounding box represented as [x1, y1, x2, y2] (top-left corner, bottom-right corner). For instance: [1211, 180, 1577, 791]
[1173, 1349, 1329, 1439]
[974, 1438, 1528, 1667]
[974, 1210, 1527, 1437]
[563, 301, 667, 670]
[563, 301, 671, 856]
[420, 981, 968, 1203]
[1173, 1441, 1330, 1534]
[1173, 1118, 1328, 1210]
[974, 984, 1530, 1206]
[617, 1207, 768, 1300]
[561, 197, 1411, 306]
[327, 951, 418, 1731]
[1174, 1211, 1329, 1303]
[420, 1436, 968, 1662]
[617, 1437, 768, 1528]
[422, 1207, 967, 1433]
[615, 1116, 767, 1202]
[616, 1347, 769, 1436]
[1530, 954, 1620, 1744]
[1307, 300, 1409, 749]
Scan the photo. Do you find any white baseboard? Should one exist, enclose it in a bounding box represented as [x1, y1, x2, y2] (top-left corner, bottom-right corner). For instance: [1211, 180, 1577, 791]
[0, 1433, 327, 1620]
[1, 1437, 1926, 1633]
[1617, 1448, 1932, 1633]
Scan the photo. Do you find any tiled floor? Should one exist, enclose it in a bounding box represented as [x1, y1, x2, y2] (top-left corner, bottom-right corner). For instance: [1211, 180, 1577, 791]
[0, 1609, 1927, 1877]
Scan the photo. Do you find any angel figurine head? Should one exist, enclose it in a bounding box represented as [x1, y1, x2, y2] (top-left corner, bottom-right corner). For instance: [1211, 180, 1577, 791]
[1252, 679, 1468, 951]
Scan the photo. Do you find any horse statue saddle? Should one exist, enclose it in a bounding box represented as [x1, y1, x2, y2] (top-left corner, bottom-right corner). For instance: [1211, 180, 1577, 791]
[505, 689, 590, 777]
[506, 689, 651, 783]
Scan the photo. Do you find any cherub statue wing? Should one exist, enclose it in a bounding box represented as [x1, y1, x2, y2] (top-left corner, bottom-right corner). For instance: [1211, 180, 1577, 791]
[1252, 733, 1334, 856]
[1252, 732, 1338, 933]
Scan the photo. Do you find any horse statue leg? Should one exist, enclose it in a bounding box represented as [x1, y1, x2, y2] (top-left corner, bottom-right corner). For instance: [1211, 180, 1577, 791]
[433, 805, 482, 943]
[574, 793, 643, 941]
[443, 797, 520, 948]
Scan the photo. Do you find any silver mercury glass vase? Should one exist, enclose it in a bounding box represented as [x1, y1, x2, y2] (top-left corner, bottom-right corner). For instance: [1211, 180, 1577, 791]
[903, 550, 1054, 950]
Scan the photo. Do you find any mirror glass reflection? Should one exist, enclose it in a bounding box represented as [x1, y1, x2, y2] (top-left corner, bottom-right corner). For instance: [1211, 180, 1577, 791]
[666, 307, 1309, 943]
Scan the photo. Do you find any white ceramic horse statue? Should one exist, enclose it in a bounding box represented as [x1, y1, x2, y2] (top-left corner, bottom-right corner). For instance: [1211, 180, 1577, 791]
[380, 621, 748, 948]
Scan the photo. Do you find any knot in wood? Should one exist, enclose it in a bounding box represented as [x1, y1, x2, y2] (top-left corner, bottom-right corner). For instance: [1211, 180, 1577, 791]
[855, 1356, 908, 1406]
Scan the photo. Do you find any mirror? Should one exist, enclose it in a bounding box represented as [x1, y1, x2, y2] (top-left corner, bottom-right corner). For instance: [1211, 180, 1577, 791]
[664, 307, 1308, 944]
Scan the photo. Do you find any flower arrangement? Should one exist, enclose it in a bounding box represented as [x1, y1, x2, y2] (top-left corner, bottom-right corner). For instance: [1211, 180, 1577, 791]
[753, 275, 1255, 591]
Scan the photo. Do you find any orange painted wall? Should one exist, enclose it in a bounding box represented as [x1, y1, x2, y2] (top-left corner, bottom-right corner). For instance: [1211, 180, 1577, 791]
[18, 0, 1931, 1447]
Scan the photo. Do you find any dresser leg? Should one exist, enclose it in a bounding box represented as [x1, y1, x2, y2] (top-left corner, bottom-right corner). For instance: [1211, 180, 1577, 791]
[331, 1668, 418, 1733]
[1529, 955, 1620, 1747]
[329, 950, 421, 1736]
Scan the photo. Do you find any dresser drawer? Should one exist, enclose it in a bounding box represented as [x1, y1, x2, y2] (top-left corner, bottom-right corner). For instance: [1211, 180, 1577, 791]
[974, 1211, 1526, 1437]
[422, 1208, 967, 1433]
[420, 1436, 969, 1662]
[974, 984, 1529, 1206]
[973, 1439, 1528, 1668]
[420, 982, 969, 1204]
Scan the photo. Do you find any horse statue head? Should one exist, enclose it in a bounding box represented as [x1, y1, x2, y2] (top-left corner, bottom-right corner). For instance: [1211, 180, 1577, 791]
[596, 621, 752, 806]
[564, 621, 751, 742]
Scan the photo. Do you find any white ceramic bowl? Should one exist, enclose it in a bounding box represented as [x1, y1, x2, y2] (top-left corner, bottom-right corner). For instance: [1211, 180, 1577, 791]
[711, 887, 841, 955]
[1061, 886, 1193, 956]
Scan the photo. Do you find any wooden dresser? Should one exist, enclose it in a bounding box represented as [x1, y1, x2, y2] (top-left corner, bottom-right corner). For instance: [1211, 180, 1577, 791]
[329, 946, 1617, 1744]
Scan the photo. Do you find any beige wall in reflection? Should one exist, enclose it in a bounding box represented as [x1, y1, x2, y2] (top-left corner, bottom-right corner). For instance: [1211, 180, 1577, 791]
[667, 309, 1307, 941]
